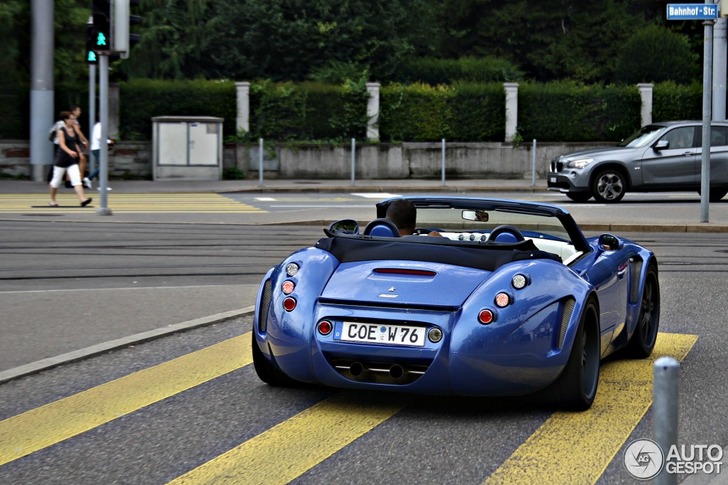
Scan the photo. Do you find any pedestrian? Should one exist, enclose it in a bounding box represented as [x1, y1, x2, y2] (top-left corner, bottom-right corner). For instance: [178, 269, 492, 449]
[48, 111, 93, 207]
[84, 120, 114, 191]
[70, 105, 91, 188]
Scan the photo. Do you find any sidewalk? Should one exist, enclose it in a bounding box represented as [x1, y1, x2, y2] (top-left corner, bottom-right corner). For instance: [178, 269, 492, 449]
[1, 176, 728, 230]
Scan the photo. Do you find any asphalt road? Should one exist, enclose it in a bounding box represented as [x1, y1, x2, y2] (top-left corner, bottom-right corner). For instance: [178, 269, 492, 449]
[0, 191, 727, 483]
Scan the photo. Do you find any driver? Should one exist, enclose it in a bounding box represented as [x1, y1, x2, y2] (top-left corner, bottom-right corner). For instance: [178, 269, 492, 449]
[386, 199, 441, 237]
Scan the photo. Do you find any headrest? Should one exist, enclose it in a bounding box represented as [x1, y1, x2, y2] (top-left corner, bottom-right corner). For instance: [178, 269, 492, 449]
[363, 218, 401, 237]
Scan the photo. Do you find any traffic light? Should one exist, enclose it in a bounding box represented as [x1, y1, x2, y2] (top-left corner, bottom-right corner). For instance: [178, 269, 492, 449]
[91, 0, 111, 52]
[85, 18, 98, 64]
[113, 0, 141, 59]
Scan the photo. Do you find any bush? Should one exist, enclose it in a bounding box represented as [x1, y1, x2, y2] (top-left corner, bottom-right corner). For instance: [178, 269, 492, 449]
[517, 82, 640, 142]
[119, 79, 237, 140]
[394, 57, 523, 85]
[615, 26, 699, 85]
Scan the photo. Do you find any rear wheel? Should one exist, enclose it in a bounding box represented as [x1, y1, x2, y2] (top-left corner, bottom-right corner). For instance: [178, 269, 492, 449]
[591, 169, 626, 203]
[625, 263, 660, 358]
[543, 299, 600, 410]
[566, 192, 592, 203]
[709, 188, 728, 202]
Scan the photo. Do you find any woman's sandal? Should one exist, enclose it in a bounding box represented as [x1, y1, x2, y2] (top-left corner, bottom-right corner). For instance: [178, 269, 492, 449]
[49, 202, 59, 207]
[81, 198, 92, 207]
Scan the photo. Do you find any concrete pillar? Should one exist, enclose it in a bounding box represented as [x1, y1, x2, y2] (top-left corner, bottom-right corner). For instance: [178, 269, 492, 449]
[713, 18, 727, 120]
[504, 83, 519, 143]
[637, 83, 653, 127]
[366, 82, 380, 141]
[236, 82, 250, 133]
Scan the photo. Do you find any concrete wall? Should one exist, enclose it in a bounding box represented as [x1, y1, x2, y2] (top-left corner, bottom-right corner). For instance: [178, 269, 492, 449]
[0, 140, 606, 180]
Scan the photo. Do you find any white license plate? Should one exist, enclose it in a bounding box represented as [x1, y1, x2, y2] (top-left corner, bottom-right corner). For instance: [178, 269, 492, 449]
[549, 176, 557, 183]
[338, 322, 426, 347]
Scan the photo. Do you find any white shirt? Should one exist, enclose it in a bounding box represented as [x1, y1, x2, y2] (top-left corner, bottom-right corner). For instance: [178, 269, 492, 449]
[91, 122, 112, 151]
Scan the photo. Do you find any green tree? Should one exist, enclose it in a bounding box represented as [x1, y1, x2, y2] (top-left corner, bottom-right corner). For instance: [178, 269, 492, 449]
[123, 0, 223, 80]
[202, 0, 434, 82]
[615, 25, 699, 85]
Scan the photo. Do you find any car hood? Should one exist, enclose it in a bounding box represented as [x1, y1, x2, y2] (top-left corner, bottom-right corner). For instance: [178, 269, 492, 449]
[555, 145, 639, 160]
[320, 261, 489, 308]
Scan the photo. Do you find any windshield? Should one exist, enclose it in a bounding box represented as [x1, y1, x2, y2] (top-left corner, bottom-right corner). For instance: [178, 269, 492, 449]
[617, 124, 666, 148]
[416, 206, 571, 242]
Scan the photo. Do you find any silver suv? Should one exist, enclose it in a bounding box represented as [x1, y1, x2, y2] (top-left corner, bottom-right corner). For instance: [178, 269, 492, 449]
[547, 121, 728, 203]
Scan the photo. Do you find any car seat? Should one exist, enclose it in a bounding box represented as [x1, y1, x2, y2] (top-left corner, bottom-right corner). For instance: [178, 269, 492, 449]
[363, 218, 401, 237]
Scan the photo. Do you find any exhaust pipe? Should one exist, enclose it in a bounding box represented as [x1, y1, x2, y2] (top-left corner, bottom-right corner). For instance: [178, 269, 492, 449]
[389, 364, 405, 380]
[350, 362, 365, 378]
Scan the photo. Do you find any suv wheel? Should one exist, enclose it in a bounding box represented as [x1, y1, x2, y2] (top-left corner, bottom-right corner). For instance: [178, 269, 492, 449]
[592, 169, 626, 203]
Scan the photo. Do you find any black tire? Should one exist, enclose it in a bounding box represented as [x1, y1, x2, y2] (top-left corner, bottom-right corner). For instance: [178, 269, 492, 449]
[625, 263, 660, 358]
[543, 299, 600, 410]
[566, 192, 592, 203]
[252, 332, 297, 386]
[591, 169, 626, 203]
[709, 188, 728, 202]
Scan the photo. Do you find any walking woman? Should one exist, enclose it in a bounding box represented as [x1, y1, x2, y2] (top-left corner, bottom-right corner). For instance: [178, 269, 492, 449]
[49, 111, 92, 207]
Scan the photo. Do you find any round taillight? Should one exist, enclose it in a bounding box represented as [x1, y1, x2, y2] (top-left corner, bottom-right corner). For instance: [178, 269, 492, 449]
[512, 274, 528, 290]
[478, 309, 494, 324]
[286, 263, 299, 277]
[283, 296, 297, 312]
[428, 327, 443, 343]
[282, 280, 295, 295]
[318, 320, 333, 335]
[495, 292, 511, 308]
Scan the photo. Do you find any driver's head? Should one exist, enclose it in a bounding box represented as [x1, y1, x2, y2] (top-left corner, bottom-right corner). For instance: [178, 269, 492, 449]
[385, 199, 417, 236]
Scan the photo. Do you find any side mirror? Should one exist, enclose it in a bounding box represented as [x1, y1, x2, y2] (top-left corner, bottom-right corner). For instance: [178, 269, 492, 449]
[325, 219, 359, 236]
[654, 140, 669, 151]
[598, 233, 622, 251]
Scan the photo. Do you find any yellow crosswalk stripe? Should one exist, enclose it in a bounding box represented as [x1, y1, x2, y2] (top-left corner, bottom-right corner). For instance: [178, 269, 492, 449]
[169, 392, 412, 485]
[484, 332, 698, 485]
[0, 334, 252, 467]
[0, 194, 264, 213]
[0, 331, 699, 484]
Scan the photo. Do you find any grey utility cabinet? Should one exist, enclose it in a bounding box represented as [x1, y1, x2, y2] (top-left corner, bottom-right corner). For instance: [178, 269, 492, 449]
[152, 116, 224, 180]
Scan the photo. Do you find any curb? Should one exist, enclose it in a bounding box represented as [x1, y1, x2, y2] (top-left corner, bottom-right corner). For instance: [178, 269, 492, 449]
[0, 306, 256, 384]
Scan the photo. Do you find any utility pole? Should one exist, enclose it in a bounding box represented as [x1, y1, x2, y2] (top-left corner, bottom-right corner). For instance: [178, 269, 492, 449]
[29, 0, 55, 181]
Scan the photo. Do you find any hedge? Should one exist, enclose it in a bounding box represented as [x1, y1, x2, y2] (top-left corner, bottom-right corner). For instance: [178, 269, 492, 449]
[0, 79, 705, 143]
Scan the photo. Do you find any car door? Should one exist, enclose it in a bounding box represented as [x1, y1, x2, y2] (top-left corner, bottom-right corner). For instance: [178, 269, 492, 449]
[639, 126, 699, 187]
[704, 125, 728, 184]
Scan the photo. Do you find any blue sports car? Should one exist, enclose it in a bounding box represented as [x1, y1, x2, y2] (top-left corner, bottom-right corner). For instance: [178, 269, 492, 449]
[251, 197, 660, 410]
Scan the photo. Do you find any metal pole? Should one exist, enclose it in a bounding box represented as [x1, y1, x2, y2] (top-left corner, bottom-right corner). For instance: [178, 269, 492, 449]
[653, 356, 680, 485]
[30, 0, 55, 181]
[350, 138, 356, 186]
[258, 138, 264, 187]
[532, 139, 537, 187]
[89, 64, 97, 175]
[441, 138, 446, 186]
[701, 14, 714, 222]
[714, 17, 727, 120]
[97, 54, 112, 215]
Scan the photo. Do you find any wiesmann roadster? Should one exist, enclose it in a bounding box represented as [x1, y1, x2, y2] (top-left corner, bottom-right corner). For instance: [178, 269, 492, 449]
[251, 197, 660, 410]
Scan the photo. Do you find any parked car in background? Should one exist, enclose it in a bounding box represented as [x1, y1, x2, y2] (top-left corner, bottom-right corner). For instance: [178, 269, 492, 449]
[547, 121, 728, 203]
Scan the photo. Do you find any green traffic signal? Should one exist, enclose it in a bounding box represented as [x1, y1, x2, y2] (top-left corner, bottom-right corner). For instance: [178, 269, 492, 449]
[96, 32, 107, 47]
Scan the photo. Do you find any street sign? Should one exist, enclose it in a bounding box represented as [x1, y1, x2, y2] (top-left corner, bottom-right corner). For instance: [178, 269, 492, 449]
[666, 3, 718, 20]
